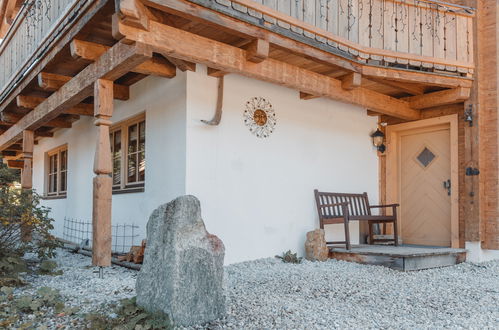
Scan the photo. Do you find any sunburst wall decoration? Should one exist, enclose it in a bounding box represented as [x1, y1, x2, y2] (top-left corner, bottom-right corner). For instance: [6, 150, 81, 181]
[243, 97, 276, 138]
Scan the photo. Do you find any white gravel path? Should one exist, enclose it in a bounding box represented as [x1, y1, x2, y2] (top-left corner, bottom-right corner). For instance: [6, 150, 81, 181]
[19, 249, 137, 313]
[212, 258, 499, 329]
[6, 249, 499, 329]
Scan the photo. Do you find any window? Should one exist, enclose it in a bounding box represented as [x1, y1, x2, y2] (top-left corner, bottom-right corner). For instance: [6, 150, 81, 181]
[45, 145, 68, 197]
[110, 114, 145, 192]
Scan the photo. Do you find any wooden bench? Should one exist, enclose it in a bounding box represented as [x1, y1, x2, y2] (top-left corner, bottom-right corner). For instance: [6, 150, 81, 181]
[314, 190, 399, 250]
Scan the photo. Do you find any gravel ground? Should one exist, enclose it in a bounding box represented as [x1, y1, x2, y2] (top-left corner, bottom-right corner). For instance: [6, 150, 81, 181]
[213, 258, 499, 330]
[3, 249, 499, 329]
[5, 249, 136, 328]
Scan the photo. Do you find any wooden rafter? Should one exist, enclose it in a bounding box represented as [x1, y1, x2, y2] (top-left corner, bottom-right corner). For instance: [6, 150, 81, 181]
[38, 72, 130, 101]
[115, 18, 421, 120]
[17, 95, 94, 116]
[0, 42, 152, 150]
[402, 87, 471, 110]
[71, 39, 176, 78]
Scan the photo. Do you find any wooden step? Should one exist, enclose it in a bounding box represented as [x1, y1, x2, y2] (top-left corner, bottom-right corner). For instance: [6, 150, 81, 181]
[329, 245, 467, 271]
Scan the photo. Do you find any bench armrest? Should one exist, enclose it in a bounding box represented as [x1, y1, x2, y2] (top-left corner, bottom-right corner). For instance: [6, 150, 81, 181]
[369, 204, 399, 208]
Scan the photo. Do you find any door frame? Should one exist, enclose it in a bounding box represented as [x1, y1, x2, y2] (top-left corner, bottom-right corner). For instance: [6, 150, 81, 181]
[386, 114, 459, 248]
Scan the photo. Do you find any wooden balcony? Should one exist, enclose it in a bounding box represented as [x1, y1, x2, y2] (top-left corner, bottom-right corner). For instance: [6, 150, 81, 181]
[0, 0, 100, 102]
[202, 0, 474, 74]
[0, 0, 476, 154]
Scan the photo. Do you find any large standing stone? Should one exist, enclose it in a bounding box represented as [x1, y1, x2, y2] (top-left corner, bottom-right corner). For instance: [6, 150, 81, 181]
[305, 229, 329, 261]
[136, 196, 225, 326]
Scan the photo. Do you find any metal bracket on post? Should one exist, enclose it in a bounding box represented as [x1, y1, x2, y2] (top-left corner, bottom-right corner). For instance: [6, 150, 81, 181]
[464, 104, 474, 127]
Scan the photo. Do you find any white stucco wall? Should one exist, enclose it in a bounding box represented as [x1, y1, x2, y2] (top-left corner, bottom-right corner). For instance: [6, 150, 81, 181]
[185, 66, 379, 264]
[32, 65, 380, 264]
[32, 74, 187, 241]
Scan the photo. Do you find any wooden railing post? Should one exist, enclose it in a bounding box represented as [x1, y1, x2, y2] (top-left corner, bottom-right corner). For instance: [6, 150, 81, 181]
[20, 129, 34, 241]
[92, 79, 114, 267]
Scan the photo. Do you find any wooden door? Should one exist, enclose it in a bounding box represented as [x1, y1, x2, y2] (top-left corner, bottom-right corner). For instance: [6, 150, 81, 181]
[399, 126, 451, 247]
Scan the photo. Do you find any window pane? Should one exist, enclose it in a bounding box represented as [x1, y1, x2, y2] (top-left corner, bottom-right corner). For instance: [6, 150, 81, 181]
[127, 154, 137, 183]
[113, 157, 121, 185]
[128, 124, 138, 154]
[112, 130, 122, 186]
[139, 121, 145, 152]
[49, 174, 54, 193]
[60, 150, 67, 171]
[49, 154, 57, 174]
[60, 171, 67, 192]
[138, 151, 145, 182]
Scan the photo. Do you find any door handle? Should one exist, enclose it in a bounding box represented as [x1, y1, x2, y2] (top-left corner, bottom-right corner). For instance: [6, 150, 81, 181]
[443, 179, 451, 196]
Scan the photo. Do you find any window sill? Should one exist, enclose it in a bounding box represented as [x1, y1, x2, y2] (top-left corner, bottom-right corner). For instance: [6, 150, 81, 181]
[112, 187, 145, 195]
[42, 194, 67, 200]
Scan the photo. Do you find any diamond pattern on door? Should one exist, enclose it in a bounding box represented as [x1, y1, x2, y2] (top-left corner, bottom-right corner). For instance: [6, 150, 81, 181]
[416, 147, 436, 168]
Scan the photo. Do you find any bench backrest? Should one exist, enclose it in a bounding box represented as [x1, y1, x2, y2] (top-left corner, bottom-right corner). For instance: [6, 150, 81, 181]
[314, 190, 371, 219]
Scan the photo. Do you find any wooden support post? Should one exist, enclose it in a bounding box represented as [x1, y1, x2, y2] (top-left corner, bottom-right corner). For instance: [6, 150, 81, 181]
[21, 130, 34, 189]
[20, 130, 34, 241]
[92, 79, 114, 267]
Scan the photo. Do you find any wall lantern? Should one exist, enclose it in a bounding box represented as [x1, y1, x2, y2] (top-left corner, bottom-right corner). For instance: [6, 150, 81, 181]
[371, 128, 386, 153]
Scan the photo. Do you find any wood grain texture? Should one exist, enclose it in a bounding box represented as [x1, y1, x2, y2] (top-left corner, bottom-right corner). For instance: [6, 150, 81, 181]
[117, 18, 421, 120]
[0, 42, 152, 150]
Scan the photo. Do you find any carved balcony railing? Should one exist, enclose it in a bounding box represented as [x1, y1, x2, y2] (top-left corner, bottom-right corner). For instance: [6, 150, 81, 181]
[211, 0, 474, 74]
[0, 0, 93, 101]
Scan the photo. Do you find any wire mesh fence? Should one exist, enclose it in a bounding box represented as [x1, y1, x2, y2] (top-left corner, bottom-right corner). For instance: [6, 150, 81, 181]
[62, 217, 141, 254]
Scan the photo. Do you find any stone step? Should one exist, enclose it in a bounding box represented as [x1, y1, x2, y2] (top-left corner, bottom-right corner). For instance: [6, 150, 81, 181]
[328, 245, 467, 271]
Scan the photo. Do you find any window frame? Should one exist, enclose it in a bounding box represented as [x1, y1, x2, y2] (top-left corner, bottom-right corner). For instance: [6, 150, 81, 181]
[110, 113, 146, 194]
[44, 144, 68, 198]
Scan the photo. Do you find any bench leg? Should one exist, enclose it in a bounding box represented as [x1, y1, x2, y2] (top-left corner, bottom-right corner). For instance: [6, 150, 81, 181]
[344, 218, 351, 250]
[393, 220, 399, 246]
[368, 221, 373, 245]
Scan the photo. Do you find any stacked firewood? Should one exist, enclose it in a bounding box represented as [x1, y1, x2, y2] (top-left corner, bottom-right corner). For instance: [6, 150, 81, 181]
[117, 240, 146, 264]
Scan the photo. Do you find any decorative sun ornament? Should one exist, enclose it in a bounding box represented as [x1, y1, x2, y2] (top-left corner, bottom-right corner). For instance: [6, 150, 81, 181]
[243, 97, 276, 138]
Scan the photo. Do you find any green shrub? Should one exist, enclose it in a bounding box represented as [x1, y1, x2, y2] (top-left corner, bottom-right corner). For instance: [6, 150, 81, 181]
[0, 187, 60, 261]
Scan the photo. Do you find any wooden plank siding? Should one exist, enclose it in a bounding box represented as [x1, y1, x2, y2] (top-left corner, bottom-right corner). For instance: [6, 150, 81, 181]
[205, 0, 475, 72]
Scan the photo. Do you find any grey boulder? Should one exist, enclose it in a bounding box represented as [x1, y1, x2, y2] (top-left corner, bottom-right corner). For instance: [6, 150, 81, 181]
[136, 195, 225, 326]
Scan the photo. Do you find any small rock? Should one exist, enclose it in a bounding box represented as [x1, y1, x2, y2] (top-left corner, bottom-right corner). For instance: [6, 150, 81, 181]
[304, 229, 329, 262]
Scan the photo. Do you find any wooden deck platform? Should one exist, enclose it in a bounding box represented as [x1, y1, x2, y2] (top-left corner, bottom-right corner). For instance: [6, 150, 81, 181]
[329, 245, 467, 271]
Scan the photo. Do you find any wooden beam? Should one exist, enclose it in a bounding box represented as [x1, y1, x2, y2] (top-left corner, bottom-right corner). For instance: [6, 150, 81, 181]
[4, 0, 22, 24]
[5, 143, 21, 151]
[71, 39, 176, 78]
[0, 42, 152, 150]
[207, 68, 227, 77]
[161, 55, 196, 72]
[300, 92, 319, 100]
[38, 72, 130, 100]
[2, 111, 75, 128]
[116, 19, 420, 120]
[35, 130, 54, 138]
[402, 87, 471, 110]
[7, 159, 23, 169]
[17, 95, 94, 116]
[341, 72, 362, 90]
[362, 66, 473, 89]
[367, 110, 383, 116]
[143, 0, 472, 88]
[92, 79, 114, 268]
[368, 78, 426, 95]
[246, 39, 269, 63]
[118, 0, 152, 31]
